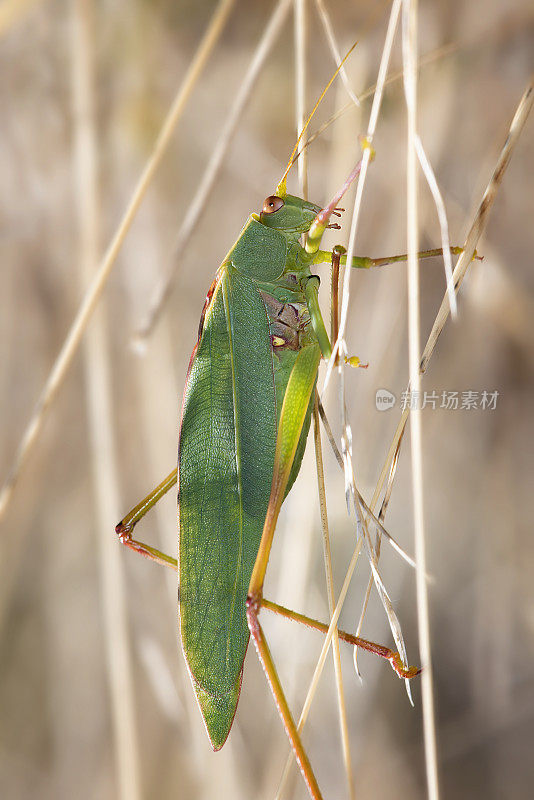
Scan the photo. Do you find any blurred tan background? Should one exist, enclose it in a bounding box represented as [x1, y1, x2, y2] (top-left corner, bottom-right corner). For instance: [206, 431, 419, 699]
[1, 1, 533, 798]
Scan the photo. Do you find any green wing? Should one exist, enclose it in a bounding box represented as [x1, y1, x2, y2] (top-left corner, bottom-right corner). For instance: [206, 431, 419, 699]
[178, 265, 278, 749]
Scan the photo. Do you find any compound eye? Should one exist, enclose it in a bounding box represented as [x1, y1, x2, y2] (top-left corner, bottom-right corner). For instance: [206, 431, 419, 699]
[262, 195, 284, 214]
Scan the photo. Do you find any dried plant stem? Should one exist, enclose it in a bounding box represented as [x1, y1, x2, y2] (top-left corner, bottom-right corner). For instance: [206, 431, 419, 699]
[402, 0, 440, 798]
[0, 0, 235, 522]
[135, 0, 292, 344]
[356, 75, 533, 643]
[294, 0, 309, 200]
[323, 0, 401, 393]
[313, 399, 354, 800]
[420, 78, 533, 373]
[303, 42, 458, 155]
[71, 2, 141, 798]
[314, 0, 360, 107]
[353, 430, 404, 665]
[371, 76, 534, 512]
[316, 0, 412, 722]
[275, 8, 406, 792]
[275, 537, 364, 800]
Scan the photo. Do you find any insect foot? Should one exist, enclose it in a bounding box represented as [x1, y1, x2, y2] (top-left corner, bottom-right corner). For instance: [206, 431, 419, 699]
[345, 355, 368, 369]
[389, 652, 422, 680]
[115, 518, 133, 541]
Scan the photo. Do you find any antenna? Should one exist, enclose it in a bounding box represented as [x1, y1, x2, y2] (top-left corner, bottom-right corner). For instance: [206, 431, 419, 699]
[276, 41, 358, 197]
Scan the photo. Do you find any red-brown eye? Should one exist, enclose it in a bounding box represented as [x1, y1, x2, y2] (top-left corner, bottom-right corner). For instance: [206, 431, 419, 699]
[262, 195, 284, 214]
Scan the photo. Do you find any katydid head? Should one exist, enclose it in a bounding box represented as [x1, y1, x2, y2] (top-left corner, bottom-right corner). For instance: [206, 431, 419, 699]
[259, 193, 321, 233]
[260, 155, 362, 253]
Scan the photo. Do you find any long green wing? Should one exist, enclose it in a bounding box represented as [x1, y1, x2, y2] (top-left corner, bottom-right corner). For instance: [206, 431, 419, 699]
[178, 265, 277, 750]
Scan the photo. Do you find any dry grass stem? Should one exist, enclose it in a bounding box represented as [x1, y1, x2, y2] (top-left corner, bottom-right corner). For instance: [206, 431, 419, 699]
[313, 0, 360, 108]
[323, 0, 401, 393]
[275, 537, 364, 800]
[294, 3, 353, 797]
[0, 0, 235, 522]
[276, 4, 411, 789]
[303, 42, 458, 155]
[134, 0, 292, 345]
[402, 0, 440, 796]
[278, 6, 407, 789]
[294, 0, 309, 201]
[353, 434, 405, 674]
[420, 78, 534, 374]
[312, 399, 354, 799]
[321, 0, 414, 701]
[370, 76, 533, 515]
[71, 2, 141, 798]
[319, 403, 418, 564]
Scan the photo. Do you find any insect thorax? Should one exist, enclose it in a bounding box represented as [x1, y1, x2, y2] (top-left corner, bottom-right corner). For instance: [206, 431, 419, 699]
[259, 282, 312, 352]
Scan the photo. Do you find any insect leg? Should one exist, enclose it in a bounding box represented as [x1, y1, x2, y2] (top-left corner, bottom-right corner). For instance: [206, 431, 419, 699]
[312, 245, 479, 270]
[261, 599, 420, 680]
[330, 245, 344, 367]
[247, 344, 322, 800]
[248, 345, 320, 596]
[116, 468, 178, 571]
[302, 276, 331, 360]
[246, 596, 323, 800]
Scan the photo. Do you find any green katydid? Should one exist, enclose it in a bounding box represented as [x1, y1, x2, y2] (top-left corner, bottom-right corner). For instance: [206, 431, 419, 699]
[115, 152, 432, 797]
[115, 53, 472, 800]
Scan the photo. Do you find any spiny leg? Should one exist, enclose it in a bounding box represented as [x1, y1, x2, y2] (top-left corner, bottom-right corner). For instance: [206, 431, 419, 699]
[262, 599, 419, 680]
[304, 256, 366, 370]
[116, 468, 178, 570]
[317, 242, 480, 366]
[313, 244, 481, 270]
[330, 245, 344, 367]
[246, 596, 323, 800]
